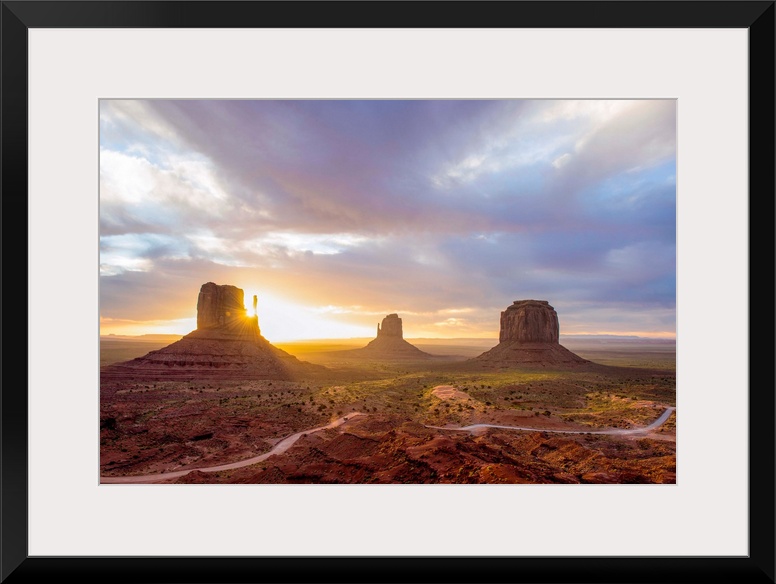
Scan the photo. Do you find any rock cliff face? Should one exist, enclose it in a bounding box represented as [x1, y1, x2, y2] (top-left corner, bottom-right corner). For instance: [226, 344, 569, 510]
[196, 282, 247, 329]
[474, 300, 587, 366]
[377, 314, 403, 338]
[499, 300, 559, 343]
[101, 283, 319, 380]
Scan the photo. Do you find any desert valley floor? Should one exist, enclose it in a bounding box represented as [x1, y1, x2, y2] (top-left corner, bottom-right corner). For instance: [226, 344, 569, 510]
[100, 336, 676, 484]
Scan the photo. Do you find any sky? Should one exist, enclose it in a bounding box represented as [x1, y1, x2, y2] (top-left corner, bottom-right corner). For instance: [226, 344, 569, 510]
[99, 100, 676, 342]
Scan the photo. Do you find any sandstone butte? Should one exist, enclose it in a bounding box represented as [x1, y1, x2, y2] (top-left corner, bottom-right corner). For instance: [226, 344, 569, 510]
[349, 313, 433, 359]
[100, 282, 322, 381]
[474, 300, 588, 366]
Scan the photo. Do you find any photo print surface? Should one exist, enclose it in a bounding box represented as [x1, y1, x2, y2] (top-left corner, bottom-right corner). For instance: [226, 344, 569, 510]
[99, 99, 676, 485]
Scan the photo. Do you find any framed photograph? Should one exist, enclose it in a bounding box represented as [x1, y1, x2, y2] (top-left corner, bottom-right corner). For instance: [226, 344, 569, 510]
[4, 1, 773, 583]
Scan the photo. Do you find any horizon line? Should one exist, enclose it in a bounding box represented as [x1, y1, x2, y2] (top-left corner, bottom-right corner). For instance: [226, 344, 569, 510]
[100, 331, 677, 341]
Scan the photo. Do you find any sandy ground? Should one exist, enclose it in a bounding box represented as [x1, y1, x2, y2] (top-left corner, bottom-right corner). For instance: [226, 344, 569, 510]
[431, 385, 471, 401]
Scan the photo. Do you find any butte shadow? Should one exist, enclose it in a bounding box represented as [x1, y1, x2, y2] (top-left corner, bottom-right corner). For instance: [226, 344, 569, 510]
[100, 282, 325, 382]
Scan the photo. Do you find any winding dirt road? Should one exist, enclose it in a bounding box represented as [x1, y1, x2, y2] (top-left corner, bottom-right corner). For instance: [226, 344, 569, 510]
[102, 407, 675, 484]
[425, 406, 676, 435]
[101, 412, 366, 484]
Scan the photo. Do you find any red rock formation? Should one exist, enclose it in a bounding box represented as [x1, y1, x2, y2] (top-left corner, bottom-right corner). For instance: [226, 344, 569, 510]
[188, 416, 675, 484]
[377, 314, 403, 338]
[475, 300, 587, 366]
[350, 314, 432, 360]
[101, 283, 320, 380]
[499, 300, 559, 343]
[196, 282, 247, 329]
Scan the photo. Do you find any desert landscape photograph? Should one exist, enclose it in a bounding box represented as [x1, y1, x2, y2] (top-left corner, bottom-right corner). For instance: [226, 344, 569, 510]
[100, 99, 676, 485]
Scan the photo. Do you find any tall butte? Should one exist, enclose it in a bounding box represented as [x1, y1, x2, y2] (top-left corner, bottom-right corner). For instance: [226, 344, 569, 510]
[350, 314, 433, 359]
[101, 282, 321, 380]
[474, 300, 587, 366]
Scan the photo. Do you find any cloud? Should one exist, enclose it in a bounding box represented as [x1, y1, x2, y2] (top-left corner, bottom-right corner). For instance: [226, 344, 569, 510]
[99, 99, 676, 337]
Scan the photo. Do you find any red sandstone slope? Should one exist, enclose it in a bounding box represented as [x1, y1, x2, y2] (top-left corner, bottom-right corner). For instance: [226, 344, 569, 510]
[175, 416, 675, 485]
[475, 341, 589, 365]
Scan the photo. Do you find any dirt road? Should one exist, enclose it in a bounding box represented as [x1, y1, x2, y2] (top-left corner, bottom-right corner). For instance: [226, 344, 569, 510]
[102, 407, 675, 484]
[426, 407, 676, 436]
[101, 412, 366, 484]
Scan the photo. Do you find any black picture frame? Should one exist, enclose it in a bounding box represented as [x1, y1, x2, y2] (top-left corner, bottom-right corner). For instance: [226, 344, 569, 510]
[2, 2, 773, 583]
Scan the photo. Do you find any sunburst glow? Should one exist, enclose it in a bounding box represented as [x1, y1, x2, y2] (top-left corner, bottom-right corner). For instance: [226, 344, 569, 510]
[241, 289, 373, 342]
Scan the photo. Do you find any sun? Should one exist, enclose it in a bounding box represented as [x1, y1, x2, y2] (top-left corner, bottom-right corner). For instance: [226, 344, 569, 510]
[239, 288, 371, 342]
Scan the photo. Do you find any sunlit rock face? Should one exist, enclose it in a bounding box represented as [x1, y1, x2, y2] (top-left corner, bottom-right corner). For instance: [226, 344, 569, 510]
[377, 314, 403, 338]
[499, 300, 560, 344]
[196, 282, 247, 329]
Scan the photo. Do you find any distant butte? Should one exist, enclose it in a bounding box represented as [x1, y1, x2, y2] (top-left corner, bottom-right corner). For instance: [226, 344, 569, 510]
[100, 282, 323, 381]
[474, 300, 588, 366]
[349, 314, 434, 360]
